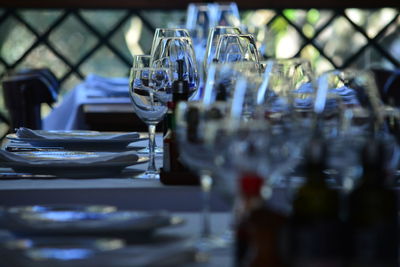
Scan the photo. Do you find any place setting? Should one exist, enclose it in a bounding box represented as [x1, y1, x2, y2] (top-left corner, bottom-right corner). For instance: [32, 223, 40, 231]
[0, 127, 150, 179]
[0, 204, 198, 267]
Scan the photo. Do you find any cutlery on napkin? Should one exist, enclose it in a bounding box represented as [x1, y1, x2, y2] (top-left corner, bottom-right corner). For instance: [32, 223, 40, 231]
[16, 127, 140, 141]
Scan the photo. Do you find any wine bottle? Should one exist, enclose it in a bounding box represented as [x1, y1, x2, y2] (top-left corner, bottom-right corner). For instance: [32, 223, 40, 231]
[346, 139, 398, 267]
[160, 60, 199, 185]
[235, 173, 287, 267]
[289, 139, 344, 267]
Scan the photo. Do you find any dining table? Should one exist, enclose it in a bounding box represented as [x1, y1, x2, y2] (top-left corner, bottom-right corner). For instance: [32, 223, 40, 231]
[0, 134, 233, 266]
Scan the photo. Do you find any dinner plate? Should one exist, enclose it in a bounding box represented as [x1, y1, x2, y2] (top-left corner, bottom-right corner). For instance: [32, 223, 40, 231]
[0, 236, 125, 266]
[0, 151, 148, 178]
[0, 205, 184, 237]
[1, 236, 125, 255]
[6, 131, 148, 150]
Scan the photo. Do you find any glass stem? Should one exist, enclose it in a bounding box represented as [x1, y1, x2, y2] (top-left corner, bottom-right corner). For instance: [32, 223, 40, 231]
[200, 173, 213, 238]
[147, 124, 157, 172]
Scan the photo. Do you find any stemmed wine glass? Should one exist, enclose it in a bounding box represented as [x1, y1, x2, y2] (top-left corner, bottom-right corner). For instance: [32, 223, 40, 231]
[214, 34, 260, 64]
[131, 55, 163, 154]
[316, 69, 396, 191]
[186, 3, 216, 48]
[151, 35, 200, 100]
[214, 2, 241, 27]
[129, 64, 172, 179]
[226, 58, 317, 195]
[175, 101, 229, 250]
[150, 28, 190, 57]
[203, 26, 242, 80]
[202, 61, 261, 105]
[256, 58, 316, 124]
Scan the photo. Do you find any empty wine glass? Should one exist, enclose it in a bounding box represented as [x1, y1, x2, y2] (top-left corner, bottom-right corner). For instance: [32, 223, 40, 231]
[214, 2, 241, 27]
[150, 28, 190, 56]
[257, 58, 317, 123]
[186, 3, 216, 45]
[175, 101, 229, 250]
[202, 61, 261, 105]
[132, 55, 163, 154]
[318, 68, 385, 135]
[317, 69, 391, 190]
[185, 4, 216, 91]
[129, 65, 171, 179]
[151, 36, 200, 100]
[203, 26, 242, 79]
[214, 34, 260, 64]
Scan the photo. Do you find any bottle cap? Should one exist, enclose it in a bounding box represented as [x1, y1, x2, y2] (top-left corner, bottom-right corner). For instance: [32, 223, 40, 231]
[240, 173, 263, 197]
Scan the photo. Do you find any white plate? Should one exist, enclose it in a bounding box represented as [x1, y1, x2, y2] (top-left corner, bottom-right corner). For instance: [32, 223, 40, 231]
[1, 151, 148, 177]
[7, 131, 148, 150]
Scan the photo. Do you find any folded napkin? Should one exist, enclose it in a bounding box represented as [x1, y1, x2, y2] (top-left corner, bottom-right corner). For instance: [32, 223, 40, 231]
[0, 150, 139, 166]
[16, 127, 140, 141]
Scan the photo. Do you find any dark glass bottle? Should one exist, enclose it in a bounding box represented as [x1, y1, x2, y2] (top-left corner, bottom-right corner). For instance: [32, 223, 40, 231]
[235, 173, 287, 267]
[346, 139, 398, 267]
[289, 139, 343, 267]
[160, 60, 199, 185]
[163, 59, 188, 172]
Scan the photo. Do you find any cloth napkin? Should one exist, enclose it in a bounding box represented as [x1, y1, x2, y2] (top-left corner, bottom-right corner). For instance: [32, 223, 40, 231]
[0, 150, 139, 166]
[16, 127, 139, 141]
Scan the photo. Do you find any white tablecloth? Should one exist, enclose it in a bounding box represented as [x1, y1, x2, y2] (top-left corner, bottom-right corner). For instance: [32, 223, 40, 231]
[43, 74, 131, 130]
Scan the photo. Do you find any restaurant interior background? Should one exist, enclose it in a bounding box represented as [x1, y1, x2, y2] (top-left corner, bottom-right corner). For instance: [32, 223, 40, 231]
[0, 0, 398, 137]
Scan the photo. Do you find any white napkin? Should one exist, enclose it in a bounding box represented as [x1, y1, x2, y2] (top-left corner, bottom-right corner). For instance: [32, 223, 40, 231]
[0, 150, 139, 166]
[16, 127, 140, 141]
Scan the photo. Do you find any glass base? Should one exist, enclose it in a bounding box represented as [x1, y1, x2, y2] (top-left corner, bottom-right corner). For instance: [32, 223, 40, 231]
[135, 170, 160, 179]
[138, 146, 163, 154]
[195, 234, 231, 252]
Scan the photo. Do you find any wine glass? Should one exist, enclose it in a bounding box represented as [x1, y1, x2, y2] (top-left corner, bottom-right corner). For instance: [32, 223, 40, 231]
[129, 65, 171, 179]
[185, 4, 216, 91]
[214, 2, 241, 27]
[316, 69, 393, 190]
[151, 36, 200, 100]
[131, 55, 163, 154]
[214, 33, 260, 64]
[203, 26, 242, 79]
[186, 3, 217, 44]
[256, 58, 317, 123]
[175, 101, 230, 250]
[150, 28, 190, 56]
[202, 61, 261, 105]
[318, 69, 386, 134]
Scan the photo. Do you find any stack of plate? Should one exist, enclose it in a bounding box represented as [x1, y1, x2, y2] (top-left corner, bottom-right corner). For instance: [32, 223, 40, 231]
[0, 129, 149, 178]
[0, 204, 193, 267]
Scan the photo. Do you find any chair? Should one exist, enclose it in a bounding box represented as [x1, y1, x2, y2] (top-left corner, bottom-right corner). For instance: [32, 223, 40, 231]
[2, 68, 59, 130]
